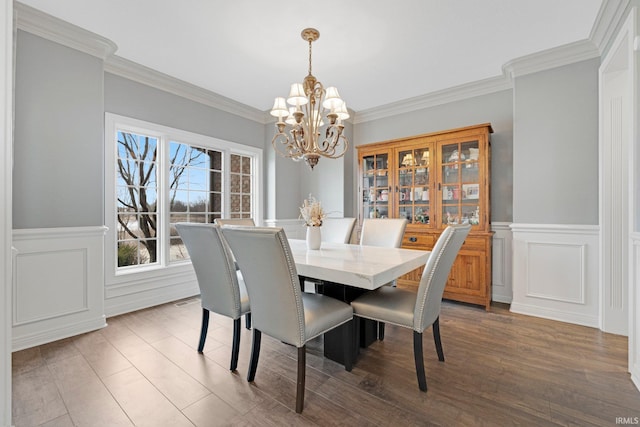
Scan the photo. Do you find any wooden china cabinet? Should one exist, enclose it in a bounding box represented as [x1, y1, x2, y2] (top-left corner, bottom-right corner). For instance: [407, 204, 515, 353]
[357, 123, 493, 310]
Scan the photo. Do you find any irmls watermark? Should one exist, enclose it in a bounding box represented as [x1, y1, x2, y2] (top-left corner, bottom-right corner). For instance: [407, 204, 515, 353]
[616, 417, 640, 425]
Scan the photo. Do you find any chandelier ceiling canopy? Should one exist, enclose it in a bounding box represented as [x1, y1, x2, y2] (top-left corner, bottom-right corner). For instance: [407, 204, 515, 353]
[270, 28, 349, 170]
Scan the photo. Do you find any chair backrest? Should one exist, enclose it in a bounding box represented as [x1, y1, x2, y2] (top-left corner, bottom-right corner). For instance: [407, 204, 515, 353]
[322, 217, 357, 244]
[175, 223, 244, 319]
[359, 218, 408, 248]
[413, 224, 471, 332]
[214, 218, 256, 227]
[221, 226, 306, 347]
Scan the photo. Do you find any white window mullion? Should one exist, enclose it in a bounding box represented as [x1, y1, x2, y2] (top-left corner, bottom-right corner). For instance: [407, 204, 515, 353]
[223, 149, 231, 219]
[158, 135, 170, 267]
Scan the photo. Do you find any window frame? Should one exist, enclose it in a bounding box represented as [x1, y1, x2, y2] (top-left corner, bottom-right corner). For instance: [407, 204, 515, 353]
[105, 113, 263, 285]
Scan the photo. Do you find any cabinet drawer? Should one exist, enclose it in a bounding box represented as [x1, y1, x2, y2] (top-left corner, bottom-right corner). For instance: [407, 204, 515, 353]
[461, 237, 487, 250]
[402, 233, 434, 249]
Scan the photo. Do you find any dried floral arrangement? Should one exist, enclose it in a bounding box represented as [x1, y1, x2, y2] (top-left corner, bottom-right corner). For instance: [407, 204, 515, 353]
[299, 194, 325, 227]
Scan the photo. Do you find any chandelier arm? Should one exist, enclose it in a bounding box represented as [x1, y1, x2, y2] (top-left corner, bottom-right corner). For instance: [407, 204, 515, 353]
[292, 125, 309, 156]
[318, 126, 348, 159]
[272, 133, 297, 159]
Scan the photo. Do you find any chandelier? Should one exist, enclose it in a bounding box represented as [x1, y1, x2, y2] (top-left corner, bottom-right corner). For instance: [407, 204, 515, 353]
[270, 28, 349, 170]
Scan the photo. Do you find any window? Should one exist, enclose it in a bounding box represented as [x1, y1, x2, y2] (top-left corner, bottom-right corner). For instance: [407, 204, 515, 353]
[116, 131, 159, 268]
[230, 153, 254, 219]
[106, 114, 262, 275]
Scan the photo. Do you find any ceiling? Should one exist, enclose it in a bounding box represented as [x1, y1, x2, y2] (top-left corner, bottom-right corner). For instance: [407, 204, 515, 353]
[18, 0, 604, 113]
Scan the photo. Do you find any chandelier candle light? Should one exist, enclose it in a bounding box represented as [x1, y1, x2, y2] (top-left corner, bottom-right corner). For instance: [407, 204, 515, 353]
[270, 28, 349, 170]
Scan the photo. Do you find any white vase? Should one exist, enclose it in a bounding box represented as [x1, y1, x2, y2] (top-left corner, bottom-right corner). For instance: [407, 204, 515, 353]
[306, 226, 321, 250]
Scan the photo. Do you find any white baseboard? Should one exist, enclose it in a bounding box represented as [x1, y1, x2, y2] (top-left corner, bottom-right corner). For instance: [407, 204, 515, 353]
[12, 316, 106, 352]
[510, 301, 599, 328]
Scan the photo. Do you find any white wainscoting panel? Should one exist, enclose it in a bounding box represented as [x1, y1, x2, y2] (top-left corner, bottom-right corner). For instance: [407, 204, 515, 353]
[491, 222, 512, 303]
[104, 264, 199, 317]
[12, 226, 108, 350]
[631, 232, 640, 391]
[510, 224, 599, 328]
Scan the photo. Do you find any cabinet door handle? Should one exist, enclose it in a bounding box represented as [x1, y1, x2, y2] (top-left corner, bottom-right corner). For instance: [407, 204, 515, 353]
[409, 237, 417, 243]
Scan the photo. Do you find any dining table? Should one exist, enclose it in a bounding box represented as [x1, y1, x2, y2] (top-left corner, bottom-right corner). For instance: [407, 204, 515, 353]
[287, 239, 431, 364]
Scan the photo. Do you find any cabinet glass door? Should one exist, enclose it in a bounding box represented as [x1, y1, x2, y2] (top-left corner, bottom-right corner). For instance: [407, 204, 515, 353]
[362, 153, 390, 219]
[396, 147, 431, 225]
[440, 140, 481, 228]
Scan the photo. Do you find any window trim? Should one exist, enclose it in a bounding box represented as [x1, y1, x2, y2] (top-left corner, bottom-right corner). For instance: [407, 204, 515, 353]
[104, 113, 263, 286]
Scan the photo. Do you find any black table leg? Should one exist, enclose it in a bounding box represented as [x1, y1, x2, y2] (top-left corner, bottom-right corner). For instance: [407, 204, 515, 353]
[319, 281, 378, 363]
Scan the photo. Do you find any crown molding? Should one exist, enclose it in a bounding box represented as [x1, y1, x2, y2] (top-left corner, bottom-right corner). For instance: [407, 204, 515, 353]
[15, 2, 267, 123]
[353, 75, 512, 124]
[104, 55, 268, 123]
[15, 2, 116, 59]
[502, 39, 600, 80]
[589, 0, 631, 55]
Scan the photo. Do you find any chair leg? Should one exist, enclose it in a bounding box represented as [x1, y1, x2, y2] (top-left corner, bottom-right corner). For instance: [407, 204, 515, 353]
[353, 316, 361, 358]
[247, 329, 262, 382]
[197, 308, 210, 353]
[344, 320, 353, 372]
[296, 345, 306, 414]
[413, 331, 427, 392]
[245, 312, 252, 330]
[230, 318, 241, 371]
[378, 322, 385, 341]
[432, 317, 445, 362]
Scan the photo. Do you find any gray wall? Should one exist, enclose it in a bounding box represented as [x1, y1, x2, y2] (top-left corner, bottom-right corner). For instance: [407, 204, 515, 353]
[14, 30, 105, 228]
[104, 74, 264, 150]
[513, 59, 599, 225]
[105, 73, 268, 220]
[265, 120, 355, 220]
[15, 28, 599, 229]
[354, 90, 514, 222]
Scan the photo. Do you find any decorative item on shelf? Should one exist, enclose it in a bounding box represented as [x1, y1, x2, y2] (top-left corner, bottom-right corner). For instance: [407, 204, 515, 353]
[415, 208, 429, 224]
[270, 28, 349, 170]
[448, 149, 465, 169]
[401, 153, 415, 167]
[421, 151, 429, 165]
[469, 206, 480, 225]
[446, 212, 459, 225]
[466, 147, 479, 168]
[299, 194, 325, 249]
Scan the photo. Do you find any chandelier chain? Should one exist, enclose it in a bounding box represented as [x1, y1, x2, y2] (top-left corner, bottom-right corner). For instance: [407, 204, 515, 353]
[308, 39, 313, 76]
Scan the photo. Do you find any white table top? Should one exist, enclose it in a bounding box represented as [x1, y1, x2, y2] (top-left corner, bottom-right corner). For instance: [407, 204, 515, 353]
[288, 239, 430, 290]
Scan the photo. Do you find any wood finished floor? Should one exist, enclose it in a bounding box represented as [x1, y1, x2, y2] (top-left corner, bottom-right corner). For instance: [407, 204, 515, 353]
[11, 299, 640, 426]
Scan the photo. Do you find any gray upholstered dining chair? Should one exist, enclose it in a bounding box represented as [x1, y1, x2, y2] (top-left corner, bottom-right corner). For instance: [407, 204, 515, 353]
[350, 224, 471, 392]
[221, 226, 354, 414]
[359, 217, 408, 338]
[214, 218, 256, 226]
[322, 217, 357, 244]
[359, 218, 408, 248]
[214, 218, 255, 276]
[175, 223, 251, 371]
